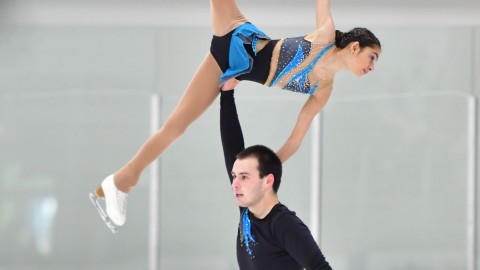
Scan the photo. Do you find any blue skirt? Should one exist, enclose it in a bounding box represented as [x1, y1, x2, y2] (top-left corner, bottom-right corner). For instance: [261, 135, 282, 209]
[210, 23, 270, 86]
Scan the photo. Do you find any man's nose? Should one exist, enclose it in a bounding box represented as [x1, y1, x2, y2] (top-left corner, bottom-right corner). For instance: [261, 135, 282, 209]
[232, 179, 239, 189]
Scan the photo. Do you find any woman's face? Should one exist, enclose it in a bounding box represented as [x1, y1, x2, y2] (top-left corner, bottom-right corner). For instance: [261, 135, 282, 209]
[349, 43, 381, 77]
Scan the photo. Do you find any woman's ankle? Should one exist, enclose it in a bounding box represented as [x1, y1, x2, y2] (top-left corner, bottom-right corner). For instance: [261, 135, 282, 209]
[113, 167, 141, 193]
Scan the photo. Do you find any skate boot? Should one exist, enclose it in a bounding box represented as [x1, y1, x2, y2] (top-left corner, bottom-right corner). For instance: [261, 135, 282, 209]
[89, 175, 128, 233]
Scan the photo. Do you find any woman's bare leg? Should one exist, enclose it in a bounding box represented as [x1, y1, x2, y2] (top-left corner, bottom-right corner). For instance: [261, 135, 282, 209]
[91, 1, 254, 232]
[113, 53, 223, 192]
[210, 0, 248, 36]
[105, 0, 248, 192]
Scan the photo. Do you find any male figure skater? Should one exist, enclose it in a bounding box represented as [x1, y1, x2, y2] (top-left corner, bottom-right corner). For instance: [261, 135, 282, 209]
[220, 89, 333, 269]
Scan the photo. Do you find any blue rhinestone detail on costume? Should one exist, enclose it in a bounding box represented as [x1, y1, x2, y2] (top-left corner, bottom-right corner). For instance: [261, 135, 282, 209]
[270, 44, 305, 87]
[270, 38, 335, 94]
[252, 36, 259, 56]
[286, 42, 334, 94]
[242, 208, 256, 255]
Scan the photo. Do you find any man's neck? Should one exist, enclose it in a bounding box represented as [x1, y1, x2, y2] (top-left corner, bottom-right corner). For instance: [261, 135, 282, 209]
[249, 195, 279, 219]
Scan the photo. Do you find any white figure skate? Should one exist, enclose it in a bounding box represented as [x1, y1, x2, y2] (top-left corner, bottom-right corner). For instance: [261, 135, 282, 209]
[89, 175, 128, 233]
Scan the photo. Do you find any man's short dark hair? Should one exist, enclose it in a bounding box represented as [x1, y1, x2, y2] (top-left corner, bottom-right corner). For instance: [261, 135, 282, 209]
[236, 145, 282, 193]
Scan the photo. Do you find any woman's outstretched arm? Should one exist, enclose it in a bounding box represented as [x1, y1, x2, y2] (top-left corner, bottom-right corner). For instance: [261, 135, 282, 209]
[311, 0, 336, 45]
[316, 0, 334, 29]
[276, 86, 333, 163]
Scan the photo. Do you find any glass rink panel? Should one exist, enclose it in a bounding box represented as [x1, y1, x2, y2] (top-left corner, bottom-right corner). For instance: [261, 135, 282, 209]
[0, 92, 152, 270]
[321, 93, 475, 270]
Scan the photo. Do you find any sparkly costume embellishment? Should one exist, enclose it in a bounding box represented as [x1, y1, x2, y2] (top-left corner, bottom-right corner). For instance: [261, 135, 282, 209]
[270, 37, 335, 94]
[270, 44, 305, 87]
[241, 208, 256, 255]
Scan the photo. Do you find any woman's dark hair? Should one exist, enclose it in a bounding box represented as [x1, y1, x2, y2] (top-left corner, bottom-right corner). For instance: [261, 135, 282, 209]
[335, 28, 381, 50]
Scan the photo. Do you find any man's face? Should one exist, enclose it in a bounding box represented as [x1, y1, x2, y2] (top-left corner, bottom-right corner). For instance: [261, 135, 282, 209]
[231, 157, 266, 208]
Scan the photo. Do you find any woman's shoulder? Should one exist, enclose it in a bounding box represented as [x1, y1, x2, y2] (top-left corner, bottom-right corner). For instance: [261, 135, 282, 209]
[304, 31, 335, 46]
[279, 34, 333, 49]
[304, 23, 336, 45]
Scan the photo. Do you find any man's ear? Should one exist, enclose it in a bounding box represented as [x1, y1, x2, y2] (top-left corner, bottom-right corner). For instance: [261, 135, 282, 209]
[264, 173, 275, 189]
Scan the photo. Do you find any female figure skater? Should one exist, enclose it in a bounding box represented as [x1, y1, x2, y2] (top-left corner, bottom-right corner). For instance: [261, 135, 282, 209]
[89, 0, 381, 232]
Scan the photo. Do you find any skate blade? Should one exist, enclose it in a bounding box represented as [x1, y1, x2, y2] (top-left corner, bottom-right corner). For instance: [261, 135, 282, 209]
[88, 192, 120, 234]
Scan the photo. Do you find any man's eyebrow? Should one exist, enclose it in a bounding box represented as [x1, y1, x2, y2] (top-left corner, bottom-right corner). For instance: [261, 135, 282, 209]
[234, 172, 250, 176]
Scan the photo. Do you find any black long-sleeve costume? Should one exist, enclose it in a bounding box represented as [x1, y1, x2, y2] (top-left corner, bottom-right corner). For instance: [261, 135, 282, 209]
[220, 91, 332, 270]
